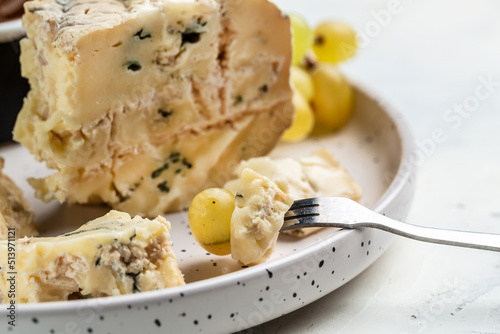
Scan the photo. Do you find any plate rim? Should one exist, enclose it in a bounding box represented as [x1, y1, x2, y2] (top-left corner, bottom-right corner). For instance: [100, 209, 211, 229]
[0, 18, 24, 43]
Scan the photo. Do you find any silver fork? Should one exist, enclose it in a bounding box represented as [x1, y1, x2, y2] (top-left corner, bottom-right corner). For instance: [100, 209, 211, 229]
[282, 197, 500, 252]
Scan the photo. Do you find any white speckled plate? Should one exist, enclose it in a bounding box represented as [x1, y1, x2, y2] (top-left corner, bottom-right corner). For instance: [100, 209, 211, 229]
[0, 82, 415, 334]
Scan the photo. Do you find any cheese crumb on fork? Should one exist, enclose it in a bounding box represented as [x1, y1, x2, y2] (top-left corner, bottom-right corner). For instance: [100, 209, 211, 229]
[229, 168, 293, 265]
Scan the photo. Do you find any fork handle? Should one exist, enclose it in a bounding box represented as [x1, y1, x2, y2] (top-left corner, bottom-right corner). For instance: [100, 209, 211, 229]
[353, 217, 500, 252]
[329, 199, 500, 252]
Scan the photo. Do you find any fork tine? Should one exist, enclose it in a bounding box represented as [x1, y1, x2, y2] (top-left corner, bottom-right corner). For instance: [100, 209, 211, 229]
[288, 198, 319, 211]
[281, 215, 321, 231]
[284, 205, 320, 220]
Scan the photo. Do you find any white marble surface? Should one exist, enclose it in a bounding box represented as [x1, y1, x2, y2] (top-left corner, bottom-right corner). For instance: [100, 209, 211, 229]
[254, 0, 500, 333]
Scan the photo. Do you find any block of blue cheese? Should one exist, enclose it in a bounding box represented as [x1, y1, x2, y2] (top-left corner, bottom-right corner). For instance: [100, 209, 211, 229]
[0, 157, 37, 239]
[14, 0, 293, 217]
[0, 210, 184, 303]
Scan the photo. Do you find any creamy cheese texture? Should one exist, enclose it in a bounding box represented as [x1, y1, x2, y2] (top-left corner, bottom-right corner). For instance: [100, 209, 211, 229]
[229, 168, 293, 265]
[225, 149, 362, 237]
[0, 210, 184, 303]
[0, 158, 37, 239]
[15, 0, 293, 217]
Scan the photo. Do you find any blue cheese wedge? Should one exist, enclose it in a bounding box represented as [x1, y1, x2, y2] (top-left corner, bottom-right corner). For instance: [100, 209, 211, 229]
[14, 0, 293, 217]
[0, 158, 36, 239]
[0, 210, 184, 303]
[229, 168, 293, 265]
[225, 149, 362, 237]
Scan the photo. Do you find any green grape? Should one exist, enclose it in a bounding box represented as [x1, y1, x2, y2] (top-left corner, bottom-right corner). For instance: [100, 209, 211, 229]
[188, 188, 235, 256]
[289, 13, 314, 66]
[313, 21, 357, 64]
[291, 66, 314, 102]
[282, 88, 315, 142]
[311, 63, 354, 132]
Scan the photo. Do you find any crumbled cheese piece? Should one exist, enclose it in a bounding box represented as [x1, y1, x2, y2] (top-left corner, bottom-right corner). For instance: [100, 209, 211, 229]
[0, 210, 184, 303]
[225, 149, 362, 237]
[0, 157, 36, 239]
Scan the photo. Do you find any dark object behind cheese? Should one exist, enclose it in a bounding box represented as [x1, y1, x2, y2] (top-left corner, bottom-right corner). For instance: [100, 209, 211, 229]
[0, 0, 25, 22]
[0, 37, 29, 142]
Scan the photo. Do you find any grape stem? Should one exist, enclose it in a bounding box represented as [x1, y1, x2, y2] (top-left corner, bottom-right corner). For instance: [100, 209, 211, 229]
[304, 54, 318, 71]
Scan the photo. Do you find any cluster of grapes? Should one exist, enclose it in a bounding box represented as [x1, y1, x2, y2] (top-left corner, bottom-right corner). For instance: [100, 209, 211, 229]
[282, 14, 358, 142]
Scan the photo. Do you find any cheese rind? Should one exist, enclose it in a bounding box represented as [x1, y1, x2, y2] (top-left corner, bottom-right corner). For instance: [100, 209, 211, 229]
[0, 158, 37, 239]
[14, 0, 293, 217]
[0, 210, 184, 303]
[230, 168, 293, 265]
